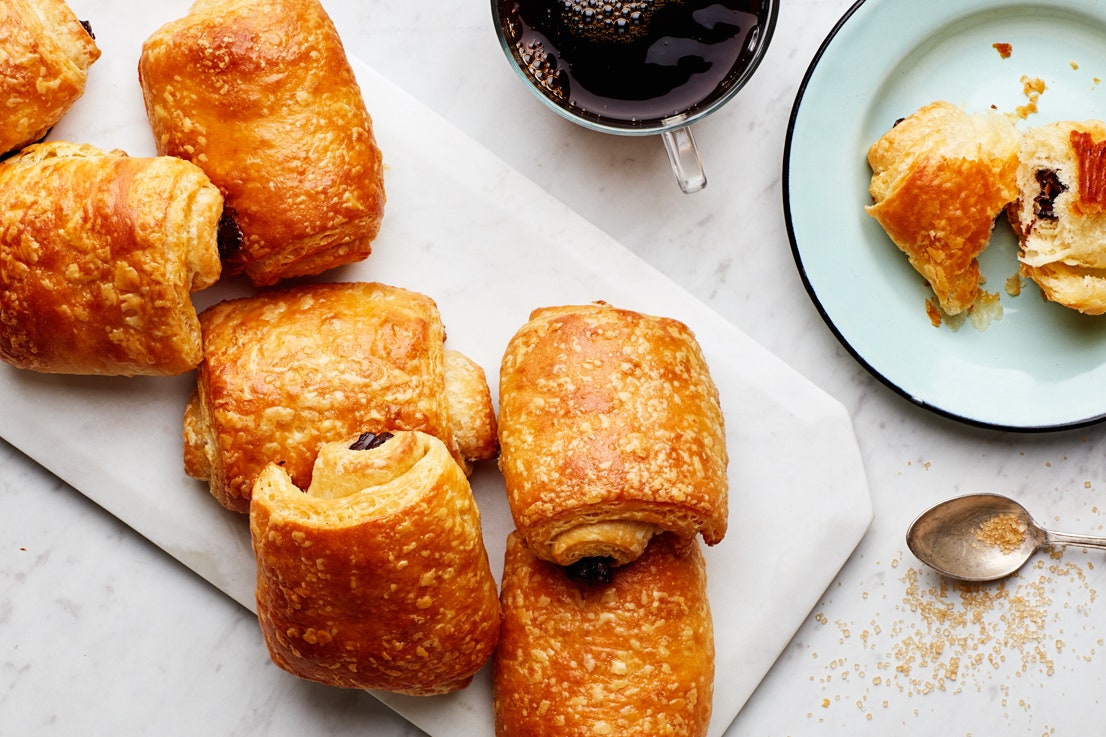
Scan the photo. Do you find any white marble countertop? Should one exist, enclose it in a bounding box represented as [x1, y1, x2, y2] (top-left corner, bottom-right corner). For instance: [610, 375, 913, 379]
[5, 0, 1106, 735]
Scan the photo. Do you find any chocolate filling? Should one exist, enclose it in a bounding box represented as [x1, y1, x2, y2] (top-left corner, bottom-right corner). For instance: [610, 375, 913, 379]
[565, 556, 616, 586]
[349, 431, 394, 451]
[216, 207, 244, 260]
[1034, 168, 1067, 221]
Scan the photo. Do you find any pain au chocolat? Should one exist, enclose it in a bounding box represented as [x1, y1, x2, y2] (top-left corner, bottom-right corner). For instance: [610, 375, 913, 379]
[138, 0, 385, 286]
[251, 431, 500, 694]
[493, 531, 714, 737]
[497, 303, 728, 568]
[0, 0, 100, 156]
[184, 282, 498, 513]
[0, 141, 222, 375]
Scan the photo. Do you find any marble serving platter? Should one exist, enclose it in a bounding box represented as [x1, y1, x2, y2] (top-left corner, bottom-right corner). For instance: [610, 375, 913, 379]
[0, 2, 873, 736]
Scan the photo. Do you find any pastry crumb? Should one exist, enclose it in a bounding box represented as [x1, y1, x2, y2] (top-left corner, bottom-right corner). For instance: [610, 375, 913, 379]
[925, 298, 942, 327]
[1016, 75, 1046, 119]
[967, 291, 1003, 331]
[993, 42, 1013, 59]
[927, 291, 1003, 331]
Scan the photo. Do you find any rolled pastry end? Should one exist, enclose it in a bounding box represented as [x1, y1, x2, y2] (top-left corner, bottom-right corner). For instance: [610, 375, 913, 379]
[250, 430, 501, 694]
[443, 349, 499, 467]
[182, 388, 212, 481]
[304, 430, 427, 503]
[549, 519, 658, 567]
[524, 499, 722, 569]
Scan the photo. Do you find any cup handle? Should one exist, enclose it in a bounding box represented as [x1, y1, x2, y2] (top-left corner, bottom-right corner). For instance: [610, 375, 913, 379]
[661, 126, 707, 194]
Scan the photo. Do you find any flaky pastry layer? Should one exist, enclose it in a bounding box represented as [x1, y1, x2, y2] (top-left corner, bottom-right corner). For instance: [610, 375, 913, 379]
[1007, 120, 1106, 314]
[866, 101, 1020, 315]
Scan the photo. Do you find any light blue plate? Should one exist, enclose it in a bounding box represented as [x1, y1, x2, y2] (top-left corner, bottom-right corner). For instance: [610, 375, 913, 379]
[785, 0, 1106, 431]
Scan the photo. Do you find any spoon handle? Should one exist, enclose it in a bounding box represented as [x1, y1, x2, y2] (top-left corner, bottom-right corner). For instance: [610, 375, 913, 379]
[1046, 530, 1106, 551]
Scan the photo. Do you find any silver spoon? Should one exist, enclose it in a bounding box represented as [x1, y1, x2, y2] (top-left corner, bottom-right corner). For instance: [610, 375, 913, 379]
[906, 493, 1106, 582]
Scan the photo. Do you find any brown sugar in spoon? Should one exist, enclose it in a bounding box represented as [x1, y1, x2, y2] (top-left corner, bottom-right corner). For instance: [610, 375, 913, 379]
[906, 493, 1106, 582]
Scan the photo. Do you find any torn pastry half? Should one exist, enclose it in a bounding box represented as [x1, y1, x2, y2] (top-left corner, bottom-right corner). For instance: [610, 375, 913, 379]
[251, 430, 500, 695]
[866, 100, 1021, 316]
[1006, 120, 1106, 315]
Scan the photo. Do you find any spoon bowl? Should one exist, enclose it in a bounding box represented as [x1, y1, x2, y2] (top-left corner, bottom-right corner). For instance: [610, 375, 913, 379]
[906, 493, 1106, 582]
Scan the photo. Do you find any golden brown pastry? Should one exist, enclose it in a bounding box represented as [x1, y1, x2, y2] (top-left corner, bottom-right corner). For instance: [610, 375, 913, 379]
[0, 0, 100, 156]
[251, 430, 501, 694]
[497, 303, 728, 568]
[0, 141, 222, 375]
[184, 281, 498, 513]
[138, 0, 385, 286]
[1007, 120, 1106, 314]
[493, 531, 714, 737]
[866, 101, 1021, 315]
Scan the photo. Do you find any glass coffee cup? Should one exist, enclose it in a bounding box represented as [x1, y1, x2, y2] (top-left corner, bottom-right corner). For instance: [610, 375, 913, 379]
[492, 0, 778, 193]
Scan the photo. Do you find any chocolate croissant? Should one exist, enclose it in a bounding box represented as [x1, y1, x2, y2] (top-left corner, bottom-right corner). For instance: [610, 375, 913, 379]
[138, 0, 385, 286]
[493, 531, 714, 737]
[0, 0, 100, 156]
[0, 141, 222, 375]
[184, 281, 498, 513]
[251, 431, 501, 694]
[497, 303, 728, 567]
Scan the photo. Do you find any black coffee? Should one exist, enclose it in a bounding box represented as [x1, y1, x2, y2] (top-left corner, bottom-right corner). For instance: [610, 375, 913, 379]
[497, 0, 772, 129]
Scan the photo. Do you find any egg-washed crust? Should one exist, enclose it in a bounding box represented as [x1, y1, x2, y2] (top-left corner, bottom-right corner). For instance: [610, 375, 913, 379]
[184, 281, 497, 513]
[0, 0, 100, 155]
[866, 101, 1020, 316]
[497, 302, 728, 567]
[251, 431, 500, 694]
[493, 531, 714, 737]
[0, 141, 222, 375]
[138, 0, 385, 286]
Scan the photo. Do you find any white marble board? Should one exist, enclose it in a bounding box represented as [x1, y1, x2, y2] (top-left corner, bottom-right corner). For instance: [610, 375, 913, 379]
[0, 3, 873, 736]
